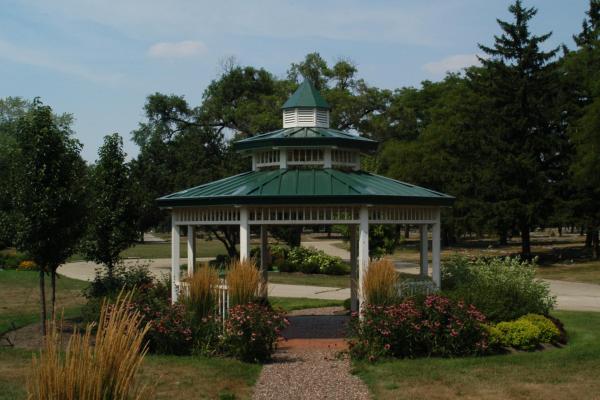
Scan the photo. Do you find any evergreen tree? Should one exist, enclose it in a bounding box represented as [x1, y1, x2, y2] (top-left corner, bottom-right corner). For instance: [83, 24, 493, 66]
[476, 0, 561, 258]
[81, 133, 138, 276]
[564, 0, 600, 257]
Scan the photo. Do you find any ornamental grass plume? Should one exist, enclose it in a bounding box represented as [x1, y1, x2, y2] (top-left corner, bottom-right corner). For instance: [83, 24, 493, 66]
[27, 291, 151, 400]
[362, 259, 399, 306]
[182, 264, 220, 319]
[226, 259, 265, 306]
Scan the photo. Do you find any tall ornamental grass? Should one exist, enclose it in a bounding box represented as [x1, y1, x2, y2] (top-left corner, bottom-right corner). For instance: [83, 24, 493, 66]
[361, 259, 399, 306]
[27, 291, 151, 400]
[182, 264, 220, 319]
[226, 259, 264, 306]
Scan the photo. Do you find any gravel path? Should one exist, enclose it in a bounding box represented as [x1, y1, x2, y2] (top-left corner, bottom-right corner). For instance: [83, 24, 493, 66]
[252, 344, 370, 400]
[252, 309, 370, 400]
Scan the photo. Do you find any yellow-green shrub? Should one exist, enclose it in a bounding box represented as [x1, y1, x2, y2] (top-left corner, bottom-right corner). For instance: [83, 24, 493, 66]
[520, 314, 560, 343]
[494, 319, 541, 350]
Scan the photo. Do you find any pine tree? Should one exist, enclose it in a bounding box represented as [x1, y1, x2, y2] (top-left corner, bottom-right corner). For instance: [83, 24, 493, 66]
[476, 0, 561, 258]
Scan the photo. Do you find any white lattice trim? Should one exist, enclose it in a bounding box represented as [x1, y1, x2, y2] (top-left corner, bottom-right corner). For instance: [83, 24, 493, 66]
[173, 205, 439, 225]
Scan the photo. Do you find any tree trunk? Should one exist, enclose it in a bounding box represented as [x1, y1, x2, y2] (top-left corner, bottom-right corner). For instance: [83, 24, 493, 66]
[498, 230, 508, 245]
[592, 228, 600, 260]
[558, 226, 562, 237]
[39, 269, 47, 336]
[520, 223, 531, 260]
[585, 226, 593, 248]
[404, 225, 410, 239]
[50, 270, 57, 320]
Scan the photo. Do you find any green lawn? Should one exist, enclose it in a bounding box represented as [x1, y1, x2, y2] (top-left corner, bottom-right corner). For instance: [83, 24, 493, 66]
[270, 297, 345, 311]
[0, 270, 87, 335]
[353, 310, 600, 400]
[536, 261, 600, 285]
[0, 347, 261, 400]
[268, 271, 351, 288]
[68, 238, 231, 261]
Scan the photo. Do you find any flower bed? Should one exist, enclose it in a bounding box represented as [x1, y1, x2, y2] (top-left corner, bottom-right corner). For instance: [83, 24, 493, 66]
[349, 294, 489, 361]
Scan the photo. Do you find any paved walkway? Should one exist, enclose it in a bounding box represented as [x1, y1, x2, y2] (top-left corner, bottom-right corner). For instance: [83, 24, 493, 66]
[252, 308, 370, 400]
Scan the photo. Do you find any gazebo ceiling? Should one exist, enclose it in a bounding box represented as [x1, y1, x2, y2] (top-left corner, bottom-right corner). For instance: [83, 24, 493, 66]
[157, 168, 454, 207]
[233, 126, 379, 153]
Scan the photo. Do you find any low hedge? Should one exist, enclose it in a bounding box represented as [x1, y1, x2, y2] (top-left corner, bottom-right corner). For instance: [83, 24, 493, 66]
[487, 314, 561, 351]
[273, 246, 349, 275]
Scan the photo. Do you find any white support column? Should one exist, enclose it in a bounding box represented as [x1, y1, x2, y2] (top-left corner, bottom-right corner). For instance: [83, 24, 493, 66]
[251, 155, 257, 171]
[240, 207, 250, 261]
[419, 224, 429, 278]
[259, 225, 268, 297]
[171, 219, 181, 303]
[187, 225, 196, 277]
[279, 149, 287, 169]
[324, 148, 332, 168]
[432, 208, 441, 288]
[358, 206, 369, 311]
[349, 225, 358, 313]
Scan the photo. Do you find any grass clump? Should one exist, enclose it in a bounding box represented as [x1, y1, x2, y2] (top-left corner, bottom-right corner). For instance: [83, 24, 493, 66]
[361, 259, 399, 306]
[182, 264, 220, 319]
[27, 291, 151, 400]
[226, 259, 264, 307]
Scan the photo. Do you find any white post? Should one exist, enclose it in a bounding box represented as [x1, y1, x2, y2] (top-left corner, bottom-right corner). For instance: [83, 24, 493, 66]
[349, 225, 358, 313]
[358, 206, 369, 311]
[324, 148, 332, 168]
[419, 224, 429, 277]
[279, 149, 287, 169]
[187, 225, 196, 276]
[240, 207, 250, 261]
[171, 219, 180, 303]
[251, 155, 257, 171]
[432, 208, 441, 288]
[260, 225, 268, 297]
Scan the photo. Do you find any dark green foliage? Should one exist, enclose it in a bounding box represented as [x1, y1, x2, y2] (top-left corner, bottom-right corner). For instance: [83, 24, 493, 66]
[272, 246, 349, 275]
[442, 256, 555, 322]
[81, 133, 138, 275]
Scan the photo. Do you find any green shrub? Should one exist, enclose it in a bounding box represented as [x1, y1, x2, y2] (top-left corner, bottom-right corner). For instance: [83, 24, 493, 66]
[494, 319, 541, 351]
[282, 246, 349, 275]
[277, 260, 297, 273]
[519, 314, 560, 343]
[442, 256, 555, 322]
[0, 252, 28, 269]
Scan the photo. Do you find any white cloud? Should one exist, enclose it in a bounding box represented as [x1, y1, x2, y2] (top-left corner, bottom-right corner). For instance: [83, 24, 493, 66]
[147, 40, 207, 58]
[423, 54, 481, 76]
[0, 38, 121, 84]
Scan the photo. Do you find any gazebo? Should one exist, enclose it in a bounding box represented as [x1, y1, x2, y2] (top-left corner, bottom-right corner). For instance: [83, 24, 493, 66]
[157, 80, 454, 311]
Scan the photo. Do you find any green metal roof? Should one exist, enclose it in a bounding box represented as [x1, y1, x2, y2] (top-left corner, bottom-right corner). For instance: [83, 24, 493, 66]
[282, 80, 330, 109]
[157, 169, 454, 207]
[233, 127, 378, 153]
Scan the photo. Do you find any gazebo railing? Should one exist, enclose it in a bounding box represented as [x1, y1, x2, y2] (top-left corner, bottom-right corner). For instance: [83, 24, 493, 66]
[396, 278, 438, 298]
[176, 279, 230, 318]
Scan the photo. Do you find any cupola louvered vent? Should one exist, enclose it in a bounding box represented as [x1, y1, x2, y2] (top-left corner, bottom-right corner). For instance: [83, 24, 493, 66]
[282, 108, 330, 128]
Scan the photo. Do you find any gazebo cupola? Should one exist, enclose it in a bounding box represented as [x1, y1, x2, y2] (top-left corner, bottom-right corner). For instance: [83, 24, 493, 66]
[235, 80, 378, 171]
[282, 79, 331, 128]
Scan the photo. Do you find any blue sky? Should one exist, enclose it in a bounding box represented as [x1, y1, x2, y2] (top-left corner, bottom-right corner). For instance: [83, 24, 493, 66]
[0, 0, 590, 162]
